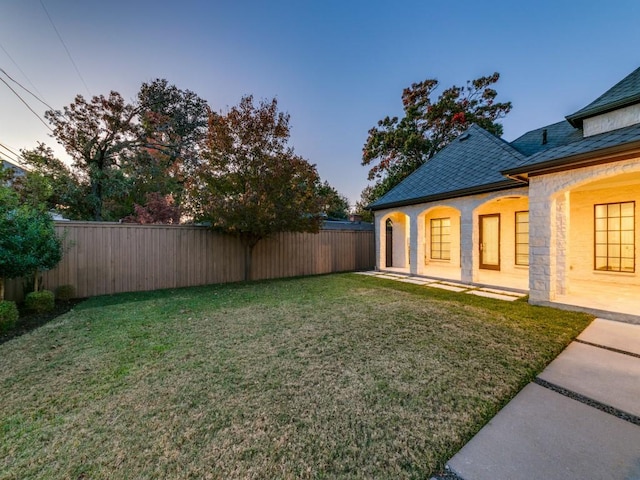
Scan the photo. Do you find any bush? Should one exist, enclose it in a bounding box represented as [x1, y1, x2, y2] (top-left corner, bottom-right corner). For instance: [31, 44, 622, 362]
[55, 285, 76, 301]
[25, 290, 55, 313]
[0, 300, 19, 332]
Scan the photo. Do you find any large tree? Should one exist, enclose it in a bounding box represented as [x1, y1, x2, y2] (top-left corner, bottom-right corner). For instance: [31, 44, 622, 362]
[361, 73, 512, 203]
[188, 95, 324, 281]
[13, 143, 90, 219]
[45, 92, 141, 221]
[127, 79, 209, 209]
[316, 181, 350, 220]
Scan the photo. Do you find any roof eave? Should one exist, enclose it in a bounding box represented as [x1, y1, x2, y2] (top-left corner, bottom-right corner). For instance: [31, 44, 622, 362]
[503, 140, 640, 178]
[368, 180, 525, 211]
[566, 95, 640, 128]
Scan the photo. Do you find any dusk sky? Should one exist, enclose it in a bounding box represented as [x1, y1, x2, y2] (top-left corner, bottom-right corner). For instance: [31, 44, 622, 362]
[1, 0, 639, 205]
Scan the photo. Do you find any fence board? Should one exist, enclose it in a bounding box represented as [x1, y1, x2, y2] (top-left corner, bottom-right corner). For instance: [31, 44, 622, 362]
[5, 222, 374, 301]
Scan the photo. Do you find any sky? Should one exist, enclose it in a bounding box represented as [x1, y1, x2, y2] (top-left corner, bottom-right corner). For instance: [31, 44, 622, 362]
[1, 0, 640, 206]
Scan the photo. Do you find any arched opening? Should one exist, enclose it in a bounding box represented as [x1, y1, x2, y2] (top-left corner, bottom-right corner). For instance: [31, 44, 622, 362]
[473, 195, 529, 290]
[378, 212, 410, 271]
[385, 219, 393, 268]
[551, 169, 640, 315]
[417, 205, 461, 280]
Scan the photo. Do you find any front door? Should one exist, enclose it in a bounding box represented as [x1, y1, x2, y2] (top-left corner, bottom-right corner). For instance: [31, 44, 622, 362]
[480, 214, 500, 270]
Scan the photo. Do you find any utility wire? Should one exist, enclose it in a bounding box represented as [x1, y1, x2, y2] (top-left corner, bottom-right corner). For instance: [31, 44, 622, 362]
[0, 142, 25, 165]
[0, 67, 55, 111]
[0, 41, 47, 102]
[39, 0, 91, 97]
[0, 75, 52, 131]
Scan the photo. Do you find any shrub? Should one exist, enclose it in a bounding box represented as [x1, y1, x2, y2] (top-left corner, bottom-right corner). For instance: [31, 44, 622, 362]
[0, 300, 19, 332]
[55, 285, 76, 301]
[25, 290, 55, 313]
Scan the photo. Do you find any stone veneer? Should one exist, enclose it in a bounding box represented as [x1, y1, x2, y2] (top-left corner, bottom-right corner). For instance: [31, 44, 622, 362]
[528, 156, 640, 303]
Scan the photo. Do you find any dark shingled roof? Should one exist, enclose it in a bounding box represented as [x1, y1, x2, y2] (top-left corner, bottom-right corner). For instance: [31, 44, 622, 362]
[369, 124, 527, 210]
[504, 122, 640, 176]
[566, 66, 640, 127]
[510, 120, 583, 156]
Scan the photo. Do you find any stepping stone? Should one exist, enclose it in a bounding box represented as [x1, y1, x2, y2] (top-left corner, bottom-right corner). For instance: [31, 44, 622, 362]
[353, 271, 378, 276]
[429, 283, 468, 292]
[478, 287, 526, 297]
[538, 342, 640, 417]
[467, 290, 520, 301]
[578, 318, 640, 356]
[447, 383, 640, 480]
[397, 278, 430, 285]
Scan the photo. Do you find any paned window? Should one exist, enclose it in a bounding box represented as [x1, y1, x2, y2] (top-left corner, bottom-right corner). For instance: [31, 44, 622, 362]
[430, 218, 451, 260]
[515, 211, 529, 266]
[594, 202, 635, 272]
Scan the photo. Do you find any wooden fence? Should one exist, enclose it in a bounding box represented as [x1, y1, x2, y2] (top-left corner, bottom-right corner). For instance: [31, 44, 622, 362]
[5, 222, 375, 301]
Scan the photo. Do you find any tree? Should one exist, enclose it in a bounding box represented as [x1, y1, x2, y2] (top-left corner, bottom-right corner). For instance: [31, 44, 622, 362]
[126, 79, 209, 209]
[0, 186, 63, 299]
[122, 192, 181, 224]
[361, 73, 512, 203]
[13, 143, 91, 219]
[316, 181, 350, 220]
[45, 91, 141, 221]
[188, 95, 323, 281]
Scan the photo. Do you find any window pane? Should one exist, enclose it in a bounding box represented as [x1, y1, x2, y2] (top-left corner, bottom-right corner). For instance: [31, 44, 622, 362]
[595, 257, 607, 270]
[621, 202, 634, 217]
[622, 258, 634, 271]
[609, 257, 621, 270]
[608, 203, 620, 217]
[595, 231, 607, 244]
[596, 244, 607, 257]
[621, 230, 634, 245]
[442, 218, 451, 227]
[608, 245, 621, 258]
[608, 217, 620, 230]
[621, 217, 634, 230]
[608, 231, 620, 244]
[595, 205, 607, 218]
[595, 218, 607, 231]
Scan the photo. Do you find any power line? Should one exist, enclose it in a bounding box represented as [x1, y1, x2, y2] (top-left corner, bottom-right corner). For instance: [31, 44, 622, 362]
[0, 41, 47, 102]
[39, 0, 91, 97]
[0, 75, 52, 131]
[0, 67, 55, 111]
[0, 142, 25, 164]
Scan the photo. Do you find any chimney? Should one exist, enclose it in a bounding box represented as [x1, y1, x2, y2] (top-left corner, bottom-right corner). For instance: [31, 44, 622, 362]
[542, 129, 548, 145]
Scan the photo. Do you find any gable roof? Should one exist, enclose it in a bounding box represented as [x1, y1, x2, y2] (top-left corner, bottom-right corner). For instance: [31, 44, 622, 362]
[503, 121, 640, 178]
[566, 66, 640, 128]
[510, 120, 583, 157]
[369, 124, 527, 210]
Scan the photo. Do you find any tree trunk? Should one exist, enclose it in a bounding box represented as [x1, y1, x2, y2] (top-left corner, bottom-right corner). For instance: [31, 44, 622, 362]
[33, 270, 40, 292]
[0, 277, 4, 301]
[243, 243, 253, 282]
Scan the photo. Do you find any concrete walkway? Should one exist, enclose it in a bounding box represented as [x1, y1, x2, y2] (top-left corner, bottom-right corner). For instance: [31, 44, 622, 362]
[436, 318, 640, 480]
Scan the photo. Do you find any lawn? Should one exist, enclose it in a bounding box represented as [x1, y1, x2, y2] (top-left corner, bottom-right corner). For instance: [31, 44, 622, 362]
[0, 273, 592, 479]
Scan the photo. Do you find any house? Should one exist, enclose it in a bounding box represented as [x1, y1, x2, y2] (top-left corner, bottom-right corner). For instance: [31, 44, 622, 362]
[1, 158, 26, 184]
[369, 66, 640, 320]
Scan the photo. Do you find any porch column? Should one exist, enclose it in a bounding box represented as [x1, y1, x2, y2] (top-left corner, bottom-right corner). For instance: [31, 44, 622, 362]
[460, 203, 474, 284]
[529, 179, 556, 302]
[555, 192, 570, 295]
[409, 211, 419, 275]
[375, 212, 384, 271]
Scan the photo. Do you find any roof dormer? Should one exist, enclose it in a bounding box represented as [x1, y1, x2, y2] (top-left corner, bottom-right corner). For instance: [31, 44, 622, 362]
[566, 66, 640, 137]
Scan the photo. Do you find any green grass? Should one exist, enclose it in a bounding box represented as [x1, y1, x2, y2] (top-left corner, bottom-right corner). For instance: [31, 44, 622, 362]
[0, 273, 592, 479]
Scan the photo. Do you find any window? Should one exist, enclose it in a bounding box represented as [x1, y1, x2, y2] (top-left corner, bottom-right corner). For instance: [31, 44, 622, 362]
[594, 202, 635, 272]
[515, 211, 529, 266]
[430, 218, 451, 260]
